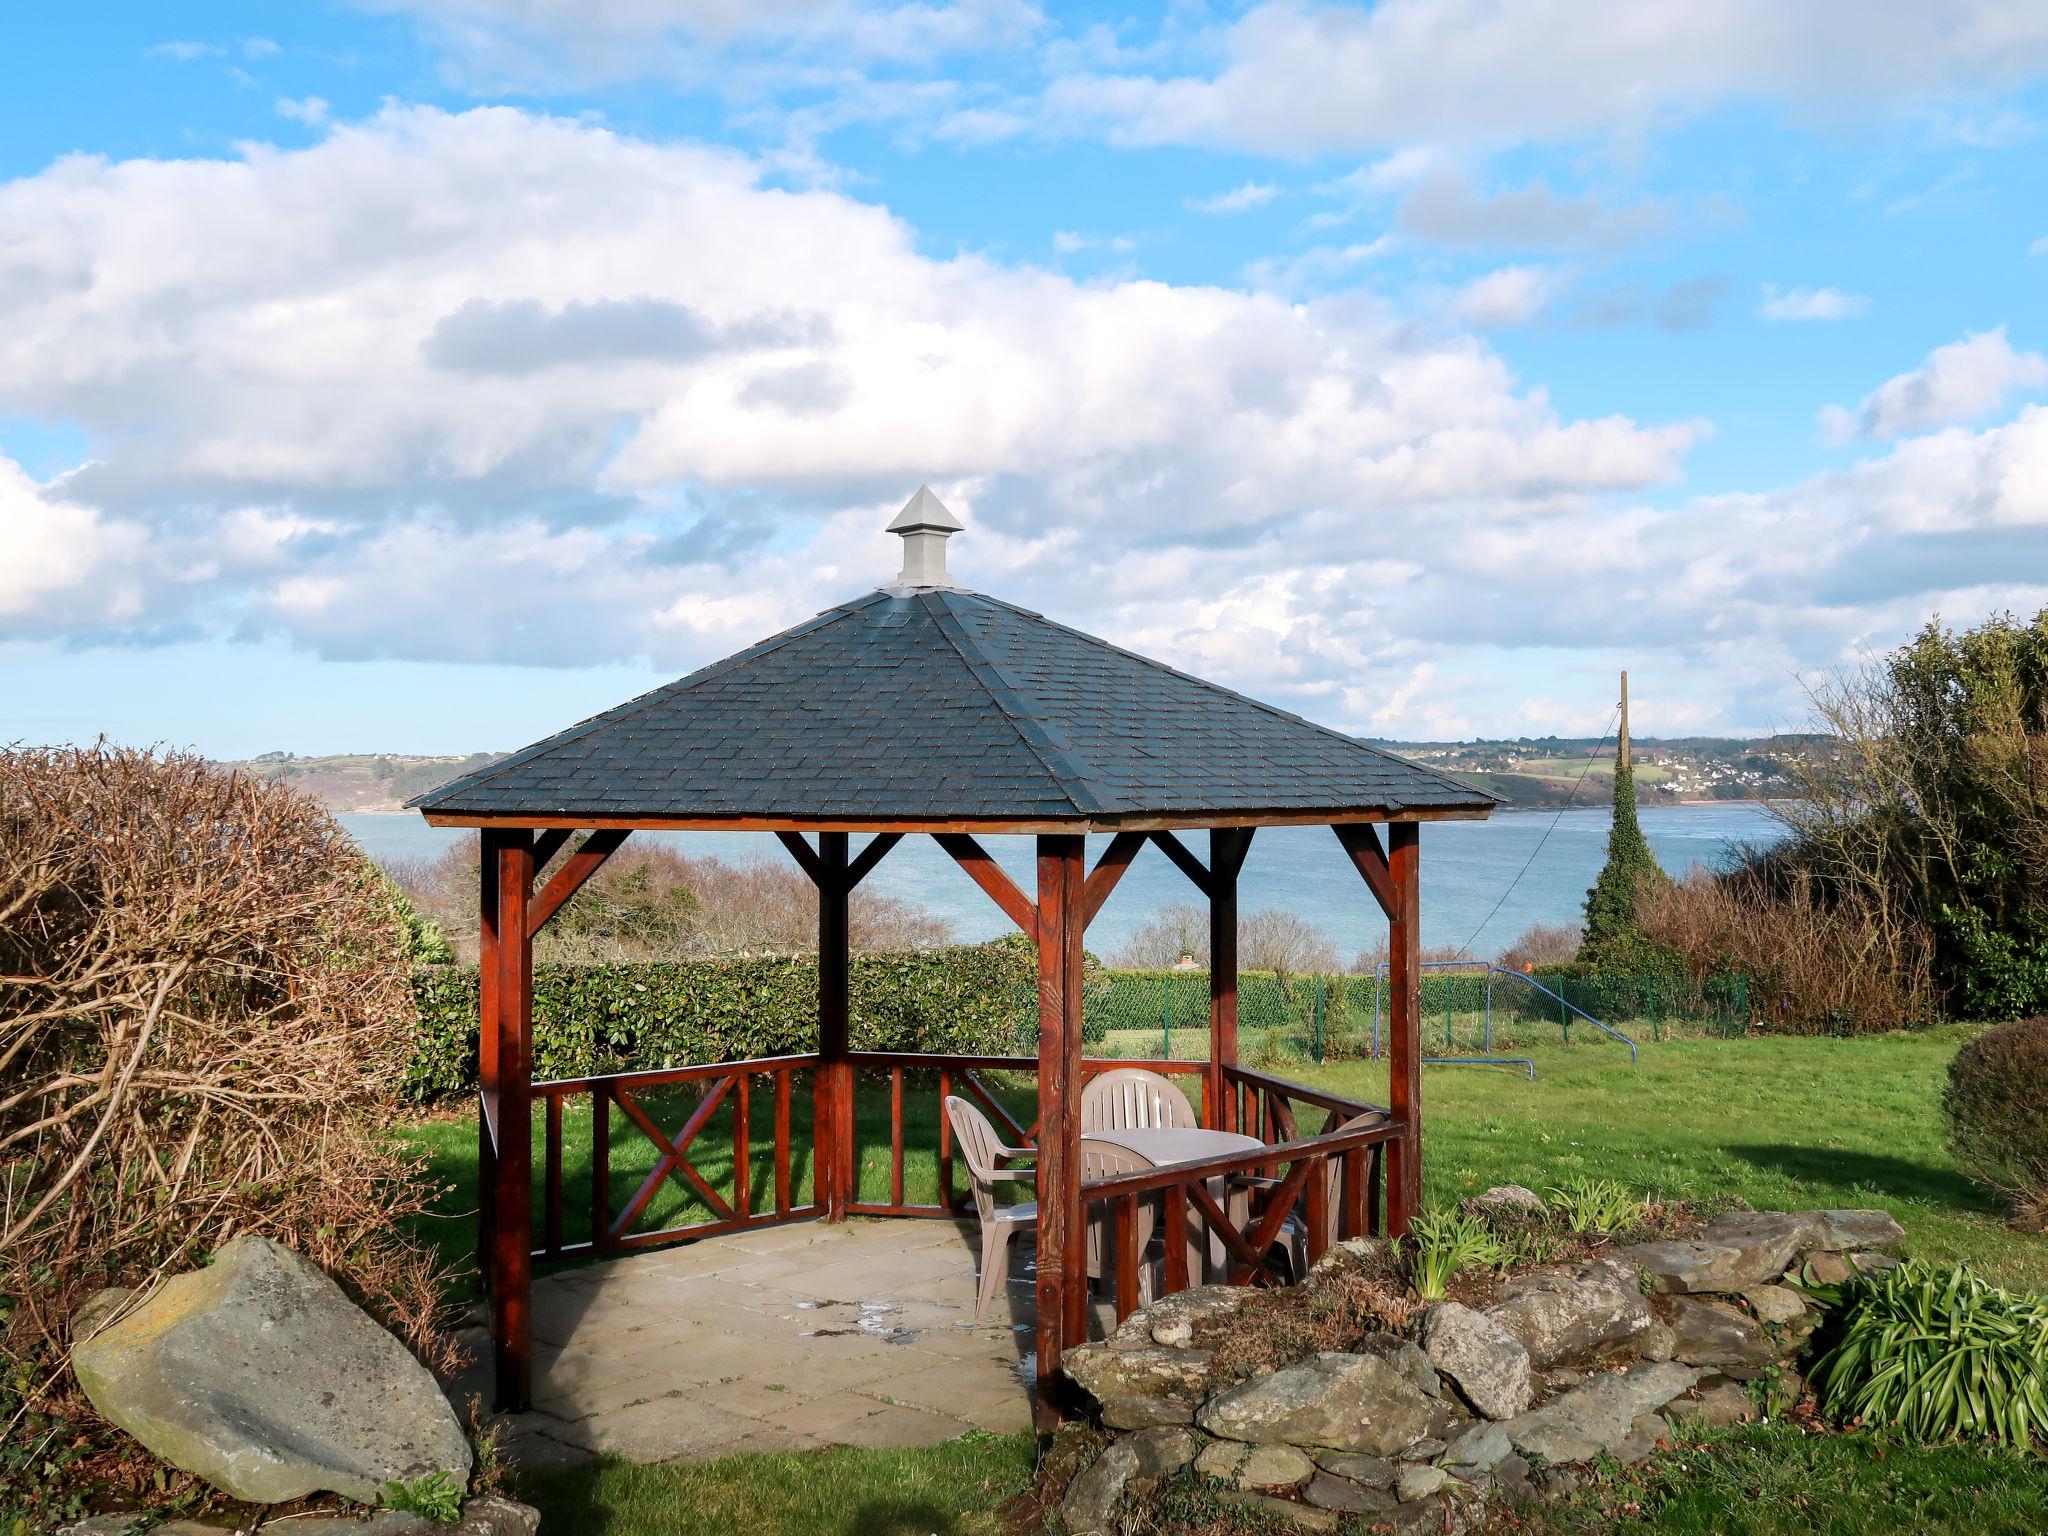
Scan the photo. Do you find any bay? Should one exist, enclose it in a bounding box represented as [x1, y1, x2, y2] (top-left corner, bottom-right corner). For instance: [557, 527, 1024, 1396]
[345, 802, 1785, 959]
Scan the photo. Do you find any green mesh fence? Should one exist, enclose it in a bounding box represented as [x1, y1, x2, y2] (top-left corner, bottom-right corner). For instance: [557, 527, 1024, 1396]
[1014, 966, 1755, 1063]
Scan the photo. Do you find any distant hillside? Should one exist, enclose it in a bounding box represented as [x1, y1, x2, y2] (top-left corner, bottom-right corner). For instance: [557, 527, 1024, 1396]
[219, 752, 501, 813]
[221, 735, 1807, 816]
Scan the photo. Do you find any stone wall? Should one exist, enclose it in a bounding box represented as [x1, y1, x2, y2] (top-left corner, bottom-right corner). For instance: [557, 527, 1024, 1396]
[1055, 1199, 1904, 1535]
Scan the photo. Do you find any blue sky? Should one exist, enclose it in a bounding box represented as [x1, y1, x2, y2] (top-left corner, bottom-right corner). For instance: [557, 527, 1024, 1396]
[4, 1, 2047, 757]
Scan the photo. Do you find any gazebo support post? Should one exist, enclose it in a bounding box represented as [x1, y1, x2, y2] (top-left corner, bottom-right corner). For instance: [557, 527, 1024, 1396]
[482, 828, 537, 1412]
[1207, 829, 1251, 1132]
[1033, 833, 1086, 1430]
[816, 832, 853, 1221]
[1386, 822, 1422, 1234]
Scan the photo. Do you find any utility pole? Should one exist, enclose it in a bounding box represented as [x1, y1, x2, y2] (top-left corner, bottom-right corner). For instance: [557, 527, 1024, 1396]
[1618, 670, 1631, 771]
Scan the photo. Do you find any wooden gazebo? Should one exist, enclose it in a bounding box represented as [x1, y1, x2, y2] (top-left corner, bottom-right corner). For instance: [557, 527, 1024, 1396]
[414, 488, 1496, 1423]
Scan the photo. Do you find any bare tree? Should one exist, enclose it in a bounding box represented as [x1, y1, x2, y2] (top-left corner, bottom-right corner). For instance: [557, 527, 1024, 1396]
[1105, 903, 1212, 969]
[1238, 910, 1341, 978]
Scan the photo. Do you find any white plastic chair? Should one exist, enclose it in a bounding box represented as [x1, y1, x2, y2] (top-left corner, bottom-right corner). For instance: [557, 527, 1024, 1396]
[1081, 1138, 1164, 1311]
[1080, 1067, 1200, 1134]
[945, 1095, 1039, 1320]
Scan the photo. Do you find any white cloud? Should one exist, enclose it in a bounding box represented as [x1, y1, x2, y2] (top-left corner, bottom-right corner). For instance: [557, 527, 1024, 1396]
[1758, 285, 1870, 322]
[1448, 266, 1553, 328]
[1051, 229, 1136, 254]
[1040, 0, 2048, 155]
[1395, 170, 1673, 249]
[1186, 182, 1280, 215]
[277, 96, 333, 126]
[2029, 234, 2048, 257]
[0, 458, 147, 631]
[1822, 327, 2048, 441]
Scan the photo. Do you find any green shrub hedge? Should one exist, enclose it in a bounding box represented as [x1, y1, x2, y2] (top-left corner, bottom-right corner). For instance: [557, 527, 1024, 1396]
[1943, 1015, 2048, 1225]
[405, 940, 1037, 1101]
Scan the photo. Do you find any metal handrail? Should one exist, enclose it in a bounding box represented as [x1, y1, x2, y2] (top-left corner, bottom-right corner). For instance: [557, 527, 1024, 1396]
[1370, 960, 1639, 1066]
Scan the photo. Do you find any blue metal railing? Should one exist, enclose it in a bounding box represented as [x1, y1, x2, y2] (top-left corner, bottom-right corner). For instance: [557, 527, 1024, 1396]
[1370, 960, 1639, 1069]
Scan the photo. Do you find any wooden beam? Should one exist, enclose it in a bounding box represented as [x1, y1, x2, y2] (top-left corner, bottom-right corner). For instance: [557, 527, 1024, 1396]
[1082, 830, 1147, 927]
[1146, 829, 1213, 897]
[1386, 822, 1422, 1236]
[1332, 822, 1397, 920]
[934, 832, 1040, 941]
[844, 832, 902, 890]
[529, 828, 573, 872]
[423, 805, 1497, 834]
[1034, 834, 1086, 1430]
[776, 830, 827, 888]
[526, 830, 630, 938]
[487, 829, 536, 1412]
[1209, 828, 1247, 1132]
[816, 833, 853, 1222]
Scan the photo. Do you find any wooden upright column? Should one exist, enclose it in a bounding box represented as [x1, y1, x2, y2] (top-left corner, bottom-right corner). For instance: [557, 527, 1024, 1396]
[1033, 834, 1086, 1429]
[483, 829, 536, 1412]
[1385, 822, 1422, 1235]
[1208, 829, 1249, 1132]
[817, 832, 852, 1221]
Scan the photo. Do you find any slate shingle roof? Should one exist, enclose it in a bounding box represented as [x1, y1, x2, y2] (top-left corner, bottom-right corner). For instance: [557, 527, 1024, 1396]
[412, 588, 1497, 824]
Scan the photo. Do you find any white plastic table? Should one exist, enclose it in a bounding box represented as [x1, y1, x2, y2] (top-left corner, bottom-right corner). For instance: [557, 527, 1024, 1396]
[1082, 1126, 1266, 1280]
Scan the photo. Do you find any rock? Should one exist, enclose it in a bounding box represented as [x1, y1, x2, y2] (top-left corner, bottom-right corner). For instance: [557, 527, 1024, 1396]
[1442, 1420, 1512, 1473]
[1537, 1466, 1582, 1502]
[1109, 1285, 1247, 1350]
[1357, 1334, 1444, 1399]
[1308, 1449, 1396, 1487]
[1127, 1425, 1204, 1479]
[1500, 1363, 1703, 1465]
[1538, 1367, 1584, 1393]
[1304, 1237, 1395, 1288]
[448, 1498, 540, 1536]
[1742, 1285, 1808, 1326]
[1399, 1438, 1446, 1462]
[70, 1288, 139, 1347]
[1799, 1250, 1853, 1286]
[1100, 1394, 1195, 1429]
[1665, 1298, 1777, 1378]
[1493, 1454, 1535, 1505]
[58, 1517, 151, 1536]
[260, 1515, 430, 1536]
[1669, 1379, 1756, 1426]
[1805, 1209, 1905, 1251]
[1061, 1438, 1139, 1536]
[1636, 1322, 1677, 1362]
[1064, 1343, 1215, 1404]
[69, 1236, 470, 1504]
[1215, 1491, 1339, 1532]
[1195, 1441, 1316, 1489]
[1423, 1302, 1532, 1421]
[1396, 1464, 1447, 1502]
[1851, 1251, 1901, 1275]
[1487, 1258, 1651, 1368]
[1303, 1474, 1397, 1513]
[1473, 1185, 1544, 1215]
[1197, 1352, 1436, 1457]
[1612, 1413, 1666, 1466]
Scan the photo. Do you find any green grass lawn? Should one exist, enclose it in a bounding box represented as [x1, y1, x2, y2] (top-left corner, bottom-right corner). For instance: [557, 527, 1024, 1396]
[399, 1029, 2048, 1534]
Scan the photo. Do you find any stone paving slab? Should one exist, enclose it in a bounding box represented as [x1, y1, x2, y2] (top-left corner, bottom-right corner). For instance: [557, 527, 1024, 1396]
[446, 1219, 1048, 1469]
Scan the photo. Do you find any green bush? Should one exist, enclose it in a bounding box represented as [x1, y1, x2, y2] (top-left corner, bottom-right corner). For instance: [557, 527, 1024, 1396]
[1943, 1017, 2048, 1225]
[404, 941, 1037, 1101]
[1809, 1259, 2048, 1449]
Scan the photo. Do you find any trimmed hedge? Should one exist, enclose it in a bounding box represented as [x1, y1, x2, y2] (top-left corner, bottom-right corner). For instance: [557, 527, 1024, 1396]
[1942, 1015, 2048, 1225]
[405, 940, 1037, 1102]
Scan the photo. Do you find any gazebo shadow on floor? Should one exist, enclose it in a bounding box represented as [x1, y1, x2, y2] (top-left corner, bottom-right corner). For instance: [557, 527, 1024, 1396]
[448, 1217, 1081, 1469]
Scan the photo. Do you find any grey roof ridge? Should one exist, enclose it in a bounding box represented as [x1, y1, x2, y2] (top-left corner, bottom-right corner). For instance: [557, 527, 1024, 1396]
[408, 591, 891, 810]
[922, 590, 1126, 816]
[965, 591, 1501, 808]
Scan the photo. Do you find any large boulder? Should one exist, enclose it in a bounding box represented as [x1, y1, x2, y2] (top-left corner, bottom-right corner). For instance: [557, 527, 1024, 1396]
[1485, 1258, 1651, 1368]
[1064, 1343, 1216, 1405]
[1062, 1439, 1139, 1536]
[1804, 1210, 1905, 1252]
[1664, 1298, 1777, 1378]
[1197, 1352, 1435, 1457]
[1422, 1303, 1532, 1421]
[71, 1237, 469, 1504]
[1108, 1286, 1248, 1350]
[1500, 1363, 1701, 1465]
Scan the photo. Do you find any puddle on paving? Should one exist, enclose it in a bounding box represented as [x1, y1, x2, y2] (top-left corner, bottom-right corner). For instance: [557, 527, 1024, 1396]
[798, 1299, 922, 1344]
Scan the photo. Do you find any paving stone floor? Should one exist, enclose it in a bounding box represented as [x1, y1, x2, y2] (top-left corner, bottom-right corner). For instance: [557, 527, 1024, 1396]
[445, 1217, 1091, 1469]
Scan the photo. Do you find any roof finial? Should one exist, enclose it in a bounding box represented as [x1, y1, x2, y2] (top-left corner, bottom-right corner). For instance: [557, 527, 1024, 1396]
[884, 485, 964, 591]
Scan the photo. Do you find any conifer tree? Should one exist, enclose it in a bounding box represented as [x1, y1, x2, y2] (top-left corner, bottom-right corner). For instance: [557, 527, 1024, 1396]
[1578, 672, 1675, 972]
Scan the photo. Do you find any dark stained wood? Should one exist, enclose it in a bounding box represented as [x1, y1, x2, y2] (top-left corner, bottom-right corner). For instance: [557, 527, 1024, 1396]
[526, 829, 630, 937]
[592, 1084, 612, 1245]
[776, 830, 827, 887]
[817, 833, 852, 1220]
[1082, 831, 1147, 926]
[476, 830, 501, 1305]
[1387, 822, 1421, 1235]
[890, 1065, 905, 1206]
[1162, 1184, 1191, 1293]
[774, 1072, 792, 1215]
[935, 832, 1040, 940]
[530, 828, 573, 871]
[425, 806, 1494, 834]
[937, 1067, 956, 1213]
[543, 1094, 563, 1257]
[488, 829, 536, 1412]
[733, 1072, 751, 1221]
[1145, 829, 1213, 896]
[611, 1078, 735, 1238]
[1114, 1196, 1139, 1321]
[1209, 828, 1248, 1132]
[1304, 1147, 1330, 1268]
[1332, 822, 1398, 920]
[845, 832, 903, 889]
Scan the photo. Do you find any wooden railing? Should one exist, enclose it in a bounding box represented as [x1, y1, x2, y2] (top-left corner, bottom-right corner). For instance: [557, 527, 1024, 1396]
[843, 1052, 1206, 1219]
[530, 1053, 819, 1260]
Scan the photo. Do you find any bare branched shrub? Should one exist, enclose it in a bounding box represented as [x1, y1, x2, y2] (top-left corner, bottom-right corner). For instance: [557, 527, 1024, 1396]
[1495, 920, 1584, 971]
[1640, 868, 1934, 1032]
[0, 745, 451, 1392]
[387, 834, 950, 962]
[1237, 910, 1341, 978]
[1105, 903, 1211, 969]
